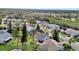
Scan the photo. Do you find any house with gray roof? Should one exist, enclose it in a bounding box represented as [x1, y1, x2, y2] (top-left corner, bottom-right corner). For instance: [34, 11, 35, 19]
[46, 24, 60, 30]
[71, 42, 79, 51]
[35, 33, 49, 43]
[0, 30, 12, 44]
[64, 28, 79, 37]
[39, 39, 64, 51]
[26, 25, 36, 32]
[36, 20, 48, 26]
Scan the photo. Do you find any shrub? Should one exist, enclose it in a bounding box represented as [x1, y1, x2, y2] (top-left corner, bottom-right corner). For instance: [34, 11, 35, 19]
[63, 43, 72, 51]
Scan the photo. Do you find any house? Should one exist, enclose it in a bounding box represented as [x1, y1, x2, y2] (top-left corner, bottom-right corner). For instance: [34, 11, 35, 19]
[31, 29, 44, 36]
[36, 20, 48, 26]
[2, 16, 13, 24]
[71, 42, 79, 51]
[35, 33, 49, 43]
[2, 16, 22, 26]
[60, 17, 70, 21]
[2, 17, 7, 24]
[64, 18, 70, 21]
[64, 28, 79, 37]
[37, 19, 49, 22]
[46, 24, 60, 30]
[36, 20, 49, 32]
[38, 39, 64, 51]
[35, 24, 60, 38]
[70, 18, 76, 21]
[76, 35, 79, 39]
[0, 30, 12, 44]
[26, 25, 35, 32]
[25, 22, 36, 32]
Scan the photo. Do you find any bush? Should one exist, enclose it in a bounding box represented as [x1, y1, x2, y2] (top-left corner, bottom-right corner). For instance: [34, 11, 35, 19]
[53, 29, 59, 42]
[63, 43, 72, 51]
[0, 25, 6, 30]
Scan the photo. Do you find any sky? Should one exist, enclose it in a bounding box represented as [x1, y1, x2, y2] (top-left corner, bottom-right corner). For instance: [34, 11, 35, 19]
[0, 0, 79, 10]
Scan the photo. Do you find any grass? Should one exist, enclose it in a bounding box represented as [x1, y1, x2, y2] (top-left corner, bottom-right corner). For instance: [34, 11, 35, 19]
[0, 16, 79, 51]
[59, 32, 68, 41]
[0, 38, 19, 51]
[48, 17, 79, 30]
[26, 34, 33, 51]
[0, 24, 7, 29]
[0, 32, 40, 51]
[0, 23, 40, 51]
[69, 37, 79, 43]
[63, 43, 74, 51]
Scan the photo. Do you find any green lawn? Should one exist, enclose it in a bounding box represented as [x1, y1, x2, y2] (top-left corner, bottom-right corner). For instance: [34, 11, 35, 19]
[0, 24, 7, 29]
[48, 17, 79, 30]
[0, 34, 40, 51]
[0, 37, 19, 51]
[59, 32, 68, 41]
[0, 23, 40, 51]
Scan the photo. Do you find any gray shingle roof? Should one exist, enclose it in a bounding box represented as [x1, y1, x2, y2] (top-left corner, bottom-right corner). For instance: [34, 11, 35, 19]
[36, 33, 49, 41]
[36, 20, 48, 26]
[65, 28, 79, 36]
[26, 25, 35, 32]
[0, 30, 12, 43]
[71, 42, 79, 51]
[47, 24, 60, 30]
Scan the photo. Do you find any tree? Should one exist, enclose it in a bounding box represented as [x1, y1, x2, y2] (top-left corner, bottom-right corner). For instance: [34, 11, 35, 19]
[0, 18, 2, 24]
[21, 22, 27, 50]
[7, 21, 12, 34]
[53, 29, 59, 42]
[28, 19, 36, 24]
[36, 24, 40, 30]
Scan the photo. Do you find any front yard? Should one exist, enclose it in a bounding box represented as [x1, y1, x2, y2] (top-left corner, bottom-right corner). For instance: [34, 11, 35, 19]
[0, 33, 40, 51]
